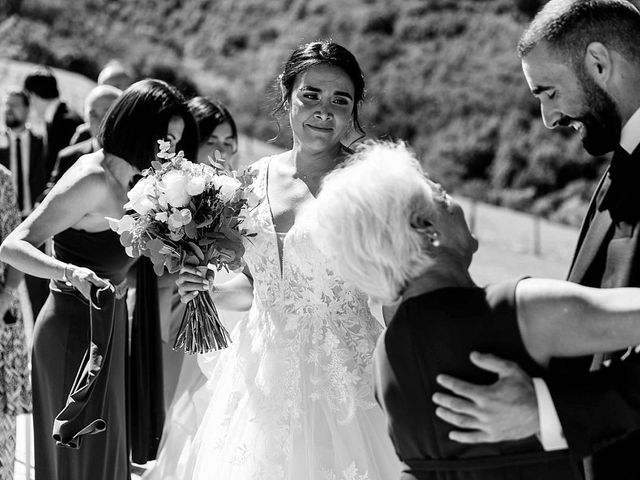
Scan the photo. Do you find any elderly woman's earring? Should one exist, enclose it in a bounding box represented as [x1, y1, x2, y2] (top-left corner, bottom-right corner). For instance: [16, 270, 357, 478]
[428, 232, 440, 247]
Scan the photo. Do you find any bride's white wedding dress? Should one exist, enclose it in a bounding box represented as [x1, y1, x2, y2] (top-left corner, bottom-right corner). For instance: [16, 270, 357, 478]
[147, 156, 400, 479]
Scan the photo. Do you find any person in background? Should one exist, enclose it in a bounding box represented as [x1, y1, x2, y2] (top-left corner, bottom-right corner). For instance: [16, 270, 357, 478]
[147, 96, 242, 479]
[0, 165, 31, 480]
[187, 96, 239, 170]
[0, 79, 197, 480]
[23, 67, 82, 180]
[0, 88, 47, 216]
[97, 60, 135, 91]
[46, 85, 121, 190]
[0, 87, 49, 321]
[155, 96, 240, 413]
[70, 60, 134, 146]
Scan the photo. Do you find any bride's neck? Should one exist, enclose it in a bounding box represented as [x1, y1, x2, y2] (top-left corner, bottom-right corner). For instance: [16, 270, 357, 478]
[290, 142, 345, 176]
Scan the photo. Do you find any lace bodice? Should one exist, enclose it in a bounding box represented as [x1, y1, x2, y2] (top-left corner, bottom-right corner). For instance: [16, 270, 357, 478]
[244, 156, 374, 319]
[240, 156, 383, 417]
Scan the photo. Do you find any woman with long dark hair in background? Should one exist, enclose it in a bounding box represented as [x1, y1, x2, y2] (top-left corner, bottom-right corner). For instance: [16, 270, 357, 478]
[147, 95, 242, 479]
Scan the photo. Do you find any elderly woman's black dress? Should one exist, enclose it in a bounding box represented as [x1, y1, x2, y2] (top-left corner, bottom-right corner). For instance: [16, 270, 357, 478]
[31, 227, 135, 480]
[374, 278, 581, 480]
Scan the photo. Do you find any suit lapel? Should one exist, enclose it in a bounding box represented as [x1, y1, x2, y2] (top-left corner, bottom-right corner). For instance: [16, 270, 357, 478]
[28, 131, 46, 200]
[568, 144, 640, 284]
[567, 171, 612, 283]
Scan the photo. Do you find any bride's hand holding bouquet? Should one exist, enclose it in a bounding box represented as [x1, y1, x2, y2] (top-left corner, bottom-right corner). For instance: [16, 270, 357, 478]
[108, 140, 257, 353]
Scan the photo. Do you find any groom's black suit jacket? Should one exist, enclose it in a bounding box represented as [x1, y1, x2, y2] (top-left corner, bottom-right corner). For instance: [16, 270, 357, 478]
[545, 139, 640, 480]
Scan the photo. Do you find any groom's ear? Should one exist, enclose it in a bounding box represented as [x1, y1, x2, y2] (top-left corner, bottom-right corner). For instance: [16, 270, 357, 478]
[584, 42, 613, 87]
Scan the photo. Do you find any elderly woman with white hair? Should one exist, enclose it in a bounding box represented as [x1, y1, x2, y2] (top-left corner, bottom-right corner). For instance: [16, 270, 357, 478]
[312, 141, 640, 480]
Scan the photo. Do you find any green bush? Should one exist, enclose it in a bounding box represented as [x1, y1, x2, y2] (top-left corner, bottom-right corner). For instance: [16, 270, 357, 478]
[1, 0, 609, 227]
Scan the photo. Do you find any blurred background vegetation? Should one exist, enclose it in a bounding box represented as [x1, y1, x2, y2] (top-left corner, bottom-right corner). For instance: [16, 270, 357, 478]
[2, 0, 635, 226]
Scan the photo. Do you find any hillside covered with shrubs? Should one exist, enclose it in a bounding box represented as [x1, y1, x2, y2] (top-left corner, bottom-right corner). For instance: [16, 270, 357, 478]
[1, 0, 625, 225]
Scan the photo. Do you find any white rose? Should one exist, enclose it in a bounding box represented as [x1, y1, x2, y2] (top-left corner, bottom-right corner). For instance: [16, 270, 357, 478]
[212, 175, 242, 202]
[160, 170, 190, 208]
[186, 175, 206, 196]
[125, 178, 155, 215]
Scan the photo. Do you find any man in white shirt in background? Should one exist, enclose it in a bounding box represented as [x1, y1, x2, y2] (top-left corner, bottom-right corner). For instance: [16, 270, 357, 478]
[0, 87, 48, 323]
[432, 1, 640, 479]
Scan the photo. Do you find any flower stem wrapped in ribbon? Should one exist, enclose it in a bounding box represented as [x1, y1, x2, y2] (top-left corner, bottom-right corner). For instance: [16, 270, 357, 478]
[109, 140, 257, 353]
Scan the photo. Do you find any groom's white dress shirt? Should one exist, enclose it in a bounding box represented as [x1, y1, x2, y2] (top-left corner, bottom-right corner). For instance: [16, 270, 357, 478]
[535, 106, 640, 451]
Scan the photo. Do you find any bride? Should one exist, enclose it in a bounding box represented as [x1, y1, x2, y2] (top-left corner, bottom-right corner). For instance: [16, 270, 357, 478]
[147, 41, 401, 479]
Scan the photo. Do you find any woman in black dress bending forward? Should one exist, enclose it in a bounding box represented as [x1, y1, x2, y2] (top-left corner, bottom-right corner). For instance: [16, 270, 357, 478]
[0, 79, 197, 480]
[312, 141, 640, 480]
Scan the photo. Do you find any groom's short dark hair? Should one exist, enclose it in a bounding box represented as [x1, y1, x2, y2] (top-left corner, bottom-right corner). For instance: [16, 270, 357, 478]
[517, 0, 640, 67]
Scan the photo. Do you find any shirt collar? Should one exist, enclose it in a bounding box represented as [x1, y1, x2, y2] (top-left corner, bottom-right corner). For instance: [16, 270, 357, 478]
[45, 98, 62, 123]
[6, 128, 29, 142]
[620, 107, 640, 155]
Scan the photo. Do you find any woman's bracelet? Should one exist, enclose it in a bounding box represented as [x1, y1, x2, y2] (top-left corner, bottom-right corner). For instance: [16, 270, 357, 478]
[61, 263, 73, 285]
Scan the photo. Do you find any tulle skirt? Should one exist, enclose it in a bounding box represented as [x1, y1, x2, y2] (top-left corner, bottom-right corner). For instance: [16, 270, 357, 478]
[147, 301, 400, 480]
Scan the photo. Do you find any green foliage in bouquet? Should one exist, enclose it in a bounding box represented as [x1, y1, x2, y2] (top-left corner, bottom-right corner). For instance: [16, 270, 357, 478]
[109, 140, 258, 353]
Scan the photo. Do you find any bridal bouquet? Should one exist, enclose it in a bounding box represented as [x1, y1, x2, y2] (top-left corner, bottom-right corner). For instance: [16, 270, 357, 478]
[109, 140, 256, 353]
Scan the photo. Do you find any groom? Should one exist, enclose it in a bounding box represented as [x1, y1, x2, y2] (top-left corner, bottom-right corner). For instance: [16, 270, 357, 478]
[432, 1, 640, 479]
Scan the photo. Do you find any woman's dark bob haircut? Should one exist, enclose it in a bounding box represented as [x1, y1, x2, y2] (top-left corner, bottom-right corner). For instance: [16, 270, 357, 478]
[98, 78, 198, 170]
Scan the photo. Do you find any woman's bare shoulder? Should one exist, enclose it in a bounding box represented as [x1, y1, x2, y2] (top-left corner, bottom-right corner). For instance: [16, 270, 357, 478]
[49, 151, 111, 198]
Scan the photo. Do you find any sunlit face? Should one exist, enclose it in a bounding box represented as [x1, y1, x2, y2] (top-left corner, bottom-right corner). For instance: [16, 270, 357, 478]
[288, 64, 355, 153]
[2, 93, 29, 129]
[522, 44, 621, 156]
[197, 121, 238, 169]
[424, 177, 478, 266]
[86, 95, 117, 138]
[166, 116, 185, 153]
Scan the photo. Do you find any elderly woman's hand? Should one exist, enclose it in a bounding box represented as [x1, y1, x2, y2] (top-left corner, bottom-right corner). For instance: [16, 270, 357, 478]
[176, 263, 215, 303]
[66, 265, 110, 301]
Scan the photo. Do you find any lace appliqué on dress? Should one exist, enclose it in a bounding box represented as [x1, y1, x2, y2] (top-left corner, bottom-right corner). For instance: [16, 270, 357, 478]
[187, 156, 399, 480]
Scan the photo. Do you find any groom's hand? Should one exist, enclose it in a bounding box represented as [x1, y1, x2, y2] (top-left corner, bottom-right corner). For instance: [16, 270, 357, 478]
[432, 352, 539, 443]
